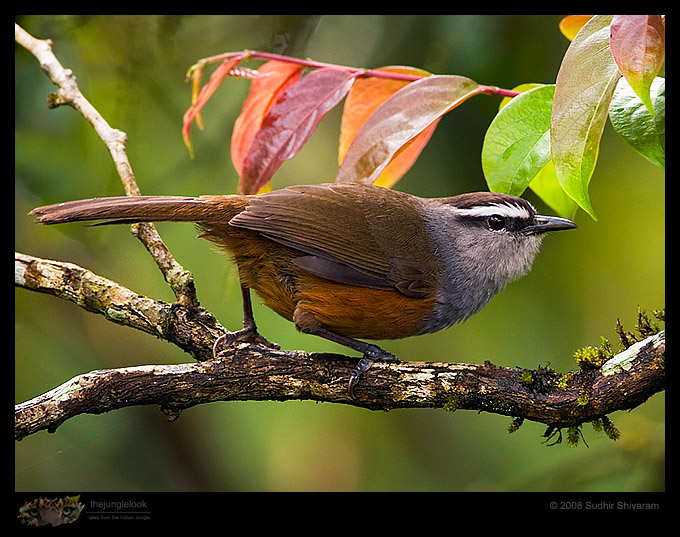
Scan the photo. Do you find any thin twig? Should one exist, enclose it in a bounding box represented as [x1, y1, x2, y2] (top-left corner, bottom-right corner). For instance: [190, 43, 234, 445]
[15, 23, 198, 308]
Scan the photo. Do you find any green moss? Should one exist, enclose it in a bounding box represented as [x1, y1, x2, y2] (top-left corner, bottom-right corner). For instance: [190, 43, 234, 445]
[591, 417, 621, 441]
[615, 319, 638, 349]
[520, 371, 534, 385]
[652, 308, 665, 323]
[443, 396, 459, 413]
[508, 417, 524, 433]
[543, 419, 621, 447]
[573, 336, 614, 369]
[574, 306, 664, 368]
[566, 426, 582, 447]
[615, 307, 665, 349]
[600, 416, 621, 441]
[555, 372, 572, 388]
[637, 306, 663, 337]
[573, 345, 605, 369]
[520, 364, 560, 394]
[599, 336, 614, 357]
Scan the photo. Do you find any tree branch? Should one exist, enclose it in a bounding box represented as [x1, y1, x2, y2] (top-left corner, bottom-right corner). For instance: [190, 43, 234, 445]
[15, 252, 221, 361]
[14, 252, 665, 441]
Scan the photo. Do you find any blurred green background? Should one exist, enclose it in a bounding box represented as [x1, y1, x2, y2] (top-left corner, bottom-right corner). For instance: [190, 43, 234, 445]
[15, 15, 664, 492]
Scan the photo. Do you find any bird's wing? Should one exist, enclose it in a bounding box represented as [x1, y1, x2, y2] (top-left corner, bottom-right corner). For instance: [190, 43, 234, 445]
[229, 183, 441, 298]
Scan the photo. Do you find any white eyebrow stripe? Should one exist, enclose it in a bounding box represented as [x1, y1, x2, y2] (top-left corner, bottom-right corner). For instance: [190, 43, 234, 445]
[449, 202, 533, 219]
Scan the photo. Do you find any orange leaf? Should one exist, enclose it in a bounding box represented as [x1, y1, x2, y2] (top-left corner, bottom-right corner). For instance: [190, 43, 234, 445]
[335, 75, 480, 185]
[189, 64, 204, 130]
[559, 15, 593, 41]
[231, 60, 303, 178]
[373, 121, 438, 188]
[182, 54, 247, 157]
[339, 66, 430, 187]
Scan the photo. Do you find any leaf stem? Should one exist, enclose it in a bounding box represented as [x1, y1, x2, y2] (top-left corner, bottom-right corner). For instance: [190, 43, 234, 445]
[190, 50, 520, 97]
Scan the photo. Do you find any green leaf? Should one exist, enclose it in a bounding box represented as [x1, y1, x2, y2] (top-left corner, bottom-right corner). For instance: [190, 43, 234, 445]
[497, 83, 543, 111]
[609, 15, 665, 116]
[655, 78, 665, 156]
[482, 84, 554, 196]
[335, 75, 481, 184]
[609, 76, 665, 168]
[551, 15, 621, 220]
[528, 160, 578, 219]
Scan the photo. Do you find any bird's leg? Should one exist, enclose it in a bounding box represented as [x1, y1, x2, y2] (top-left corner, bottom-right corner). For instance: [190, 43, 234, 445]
[309, 326, 398, 398]
[213, 285, 279, 357]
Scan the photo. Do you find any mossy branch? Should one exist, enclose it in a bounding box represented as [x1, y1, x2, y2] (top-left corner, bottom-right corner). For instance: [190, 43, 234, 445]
[15, 252, 665, 441]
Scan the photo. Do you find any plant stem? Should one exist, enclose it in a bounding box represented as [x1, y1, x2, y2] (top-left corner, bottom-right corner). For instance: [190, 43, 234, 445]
[191, 50, 521, 98]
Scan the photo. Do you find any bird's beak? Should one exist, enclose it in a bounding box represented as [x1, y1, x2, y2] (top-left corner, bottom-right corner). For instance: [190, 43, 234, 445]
[523, 214, 577, 235]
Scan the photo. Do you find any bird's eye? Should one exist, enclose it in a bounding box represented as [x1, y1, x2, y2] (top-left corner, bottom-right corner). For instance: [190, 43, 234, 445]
[487, 215, 506, 231]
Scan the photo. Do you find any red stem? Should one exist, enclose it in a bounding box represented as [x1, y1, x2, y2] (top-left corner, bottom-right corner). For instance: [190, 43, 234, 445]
[193, 50, 521, 98]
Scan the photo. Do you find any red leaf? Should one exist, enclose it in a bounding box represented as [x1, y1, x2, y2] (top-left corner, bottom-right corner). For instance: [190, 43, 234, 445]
[182, 55, 247, 156]
[239, 68, 357, 195]
[335, 75, 480, 185]
[610, 15, 665, 114]
[231, 60, 303, 180]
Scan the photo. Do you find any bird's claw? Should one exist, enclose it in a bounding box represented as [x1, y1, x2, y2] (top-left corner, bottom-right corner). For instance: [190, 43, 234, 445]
[212, 327, 280, 358]
[348, 347, 397, 399]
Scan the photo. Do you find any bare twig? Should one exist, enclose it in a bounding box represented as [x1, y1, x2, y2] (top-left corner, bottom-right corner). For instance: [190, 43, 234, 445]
[15, 23, 198, 308]
[15, 24, 136, 194]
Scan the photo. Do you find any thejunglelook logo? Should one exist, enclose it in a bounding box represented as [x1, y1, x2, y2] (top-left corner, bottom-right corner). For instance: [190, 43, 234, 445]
[18, 495, 84, 526]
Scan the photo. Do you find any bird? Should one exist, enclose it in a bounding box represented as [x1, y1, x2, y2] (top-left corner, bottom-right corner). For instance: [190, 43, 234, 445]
[30, 182, 577, 396]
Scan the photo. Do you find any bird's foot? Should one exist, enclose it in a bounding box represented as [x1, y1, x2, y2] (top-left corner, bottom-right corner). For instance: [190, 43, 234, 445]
[348, 345, 398, 399]
[212, 324, 280, 358]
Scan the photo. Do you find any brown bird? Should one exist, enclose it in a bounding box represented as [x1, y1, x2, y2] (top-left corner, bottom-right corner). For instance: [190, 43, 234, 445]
[30, 183, 576, 396]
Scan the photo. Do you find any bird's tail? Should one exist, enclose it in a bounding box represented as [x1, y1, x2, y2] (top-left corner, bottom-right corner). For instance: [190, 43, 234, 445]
[30, 195, 246, 225]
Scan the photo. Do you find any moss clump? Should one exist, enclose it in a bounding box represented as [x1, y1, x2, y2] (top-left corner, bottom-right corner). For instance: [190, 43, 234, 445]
[616, 307, 665, 349]
[543, 416, 621, 447]
[520, 363, 560, 394]
[573, 339, 612, 369]
[576, 390, 589, 406]
[566, 426, 586, 447]
[443, 396, 459, 413]
[555, 372, 573, 388]
[591, 416, 621, 441]
[520, 371, 534, 385]
[508, 417, 524, 433]
[574, 307, 664, 368]
[543, 425, 588, 447]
